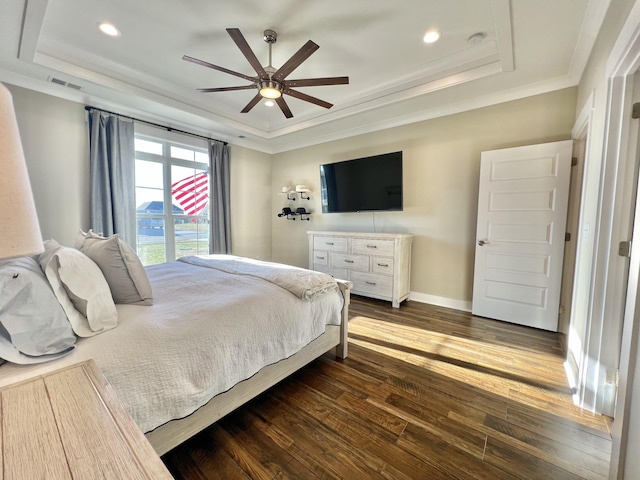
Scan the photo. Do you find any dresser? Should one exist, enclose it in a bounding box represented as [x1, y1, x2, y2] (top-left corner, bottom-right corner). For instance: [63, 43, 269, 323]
[0, 360, 173, 479]
[308, 231, 413, 307]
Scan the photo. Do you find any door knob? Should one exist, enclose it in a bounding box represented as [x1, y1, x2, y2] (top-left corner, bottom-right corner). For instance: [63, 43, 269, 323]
[478, 240, 490, 246]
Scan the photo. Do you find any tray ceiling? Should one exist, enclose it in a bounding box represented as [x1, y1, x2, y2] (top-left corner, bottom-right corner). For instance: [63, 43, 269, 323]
[0, 0, 607, 153]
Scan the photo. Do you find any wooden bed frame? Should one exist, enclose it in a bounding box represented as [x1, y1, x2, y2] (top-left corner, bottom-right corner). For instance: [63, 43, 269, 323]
[145, 279, 352, 455]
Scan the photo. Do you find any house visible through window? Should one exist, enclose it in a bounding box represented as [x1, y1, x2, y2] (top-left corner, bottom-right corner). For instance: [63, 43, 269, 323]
[134, 133, 210, 265]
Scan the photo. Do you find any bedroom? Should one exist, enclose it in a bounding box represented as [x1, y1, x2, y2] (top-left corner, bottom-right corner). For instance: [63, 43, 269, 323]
[1, 0, 640, 478]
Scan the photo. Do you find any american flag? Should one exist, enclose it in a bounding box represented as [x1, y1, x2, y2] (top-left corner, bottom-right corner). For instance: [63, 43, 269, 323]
[171, 171, 209, 216]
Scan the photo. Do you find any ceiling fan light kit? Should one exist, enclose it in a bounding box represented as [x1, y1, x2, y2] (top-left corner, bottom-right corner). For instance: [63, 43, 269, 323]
[183, 28, 349, 118]
[259, 81, 282, 99]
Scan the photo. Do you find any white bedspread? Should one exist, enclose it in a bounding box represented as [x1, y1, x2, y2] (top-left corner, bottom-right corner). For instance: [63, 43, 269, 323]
[0, 260, 343, 433]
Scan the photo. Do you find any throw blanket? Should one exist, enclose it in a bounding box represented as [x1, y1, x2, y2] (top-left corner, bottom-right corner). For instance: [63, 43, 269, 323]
[178, 255, 337, 300]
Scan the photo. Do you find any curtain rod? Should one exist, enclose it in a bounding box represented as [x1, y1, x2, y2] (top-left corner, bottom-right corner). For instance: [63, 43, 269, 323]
[84, 105, 228, 145]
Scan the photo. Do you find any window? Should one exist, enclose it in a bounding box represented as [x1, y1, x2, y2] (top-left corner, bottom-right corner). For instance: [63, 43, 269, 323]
[134, 133, 210, 265]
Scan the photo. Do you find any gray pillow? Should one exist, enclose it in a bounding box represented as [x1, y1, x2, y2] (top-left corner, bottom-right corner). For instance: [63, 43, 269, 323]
[0, 257, 76, 363]
[75, 230, 153, 306]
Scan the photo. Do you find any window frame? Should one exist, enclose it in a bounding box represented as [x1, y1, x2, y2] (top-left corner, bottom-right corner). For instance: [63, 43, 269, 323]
[133, 126, 210, 264]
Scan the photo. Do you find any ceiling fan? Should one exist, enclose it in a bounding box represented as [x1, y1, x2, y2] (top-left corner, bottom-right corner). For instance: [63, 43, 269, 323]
[183, 28, 349, 119]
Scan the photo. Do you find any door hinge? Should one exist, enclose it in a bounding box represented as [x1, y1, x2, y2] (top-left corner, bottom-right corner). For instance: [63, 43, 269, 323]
[633, 102, 640, 119]
[565, 232, 571, 241]
[619, 240, 632, 258]
[571, 157, 578, 167]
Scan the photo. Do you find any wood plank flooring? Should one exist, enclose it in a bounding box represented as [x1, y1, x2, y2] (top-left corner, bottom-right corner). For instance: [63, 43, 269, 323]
[161, 296, 612, 479]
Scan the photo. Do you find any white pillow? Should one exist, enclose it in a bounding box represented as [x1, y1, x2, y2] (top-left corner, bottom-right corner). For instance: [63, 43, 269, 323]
[75, 230, 153, 306]
[38, 240, 118, 337]
[0, 257, 76, 363]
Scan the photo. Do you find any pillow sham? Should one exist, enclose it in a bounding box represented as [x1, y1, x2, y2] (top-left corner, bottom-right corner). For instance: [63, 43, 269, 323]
[38, 240, 118, 337]
[75, 230, 153, 306]
[0, 256, 76, 363]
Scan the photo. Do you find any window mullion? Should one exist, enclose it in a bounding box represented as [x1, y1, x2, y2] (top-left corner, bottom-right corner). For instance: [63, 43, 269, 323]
[162, 144, 176, 261]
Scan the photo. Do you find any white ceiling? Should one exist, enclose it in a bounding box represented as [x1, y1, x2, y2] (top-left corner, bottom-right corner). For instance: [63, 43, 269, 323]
[0, 0, 608, 153]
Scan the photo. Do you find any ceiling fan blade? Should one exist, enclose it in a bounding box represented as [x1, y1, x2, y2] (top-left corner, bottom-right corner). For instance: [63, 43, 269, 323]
[226, 28, 269, 80]
[285, 77, 349, 88]
[275, 96, 293, 118]
[197, 85, 257, 93]
[272, 40, 319, 82]
[284, 88, 333, 109]
[183, 55, 257, 83]
[240, 93, 263, 113]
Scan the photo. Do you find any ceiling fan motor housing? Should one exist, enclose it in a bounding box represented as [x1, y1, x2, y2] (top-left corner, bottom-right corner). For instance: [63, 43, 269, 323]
[263, 30, 277, 44]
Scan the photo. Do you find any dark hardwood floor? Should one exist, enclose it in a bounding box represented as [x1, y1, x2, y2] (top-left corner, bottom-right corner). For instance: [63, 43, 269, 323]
[161, 296, 612, 479]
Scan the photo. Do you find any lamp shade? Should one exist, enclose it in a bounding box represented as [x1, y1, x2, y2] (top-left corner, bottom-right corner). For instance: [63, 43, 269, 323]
[0, 83, 43, 259]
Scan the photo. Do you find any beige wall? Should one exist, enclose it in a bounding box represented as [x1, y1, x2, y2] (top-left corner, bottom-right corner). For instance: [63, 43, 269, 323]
[7, 81, 577, 306]
[272, 88, 577, 306]
[6, 84, 272, 258]
[8, 83, 89, 247]
[229, 144, 272, 260]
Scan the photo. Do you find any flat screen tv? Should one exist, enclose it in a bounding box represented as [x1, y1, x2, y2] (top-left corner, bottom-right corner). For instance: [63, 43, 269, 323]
[319, 151, 403, 213]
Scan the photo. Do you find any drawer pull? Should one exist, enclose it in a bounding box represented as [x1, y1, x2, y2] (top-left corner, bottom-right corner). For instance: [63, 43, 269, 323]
[344, 259, 354, 263]
[366, 281, 377, 285]
[367, 245, 377, 248]
[377, 263, 389, 267]
[326, 242, 334, 245]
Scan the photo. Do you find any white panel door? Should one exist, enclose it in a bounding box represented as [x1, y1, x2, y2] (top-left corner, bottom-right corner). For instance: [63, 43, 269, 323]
[472, 140, 573, 331]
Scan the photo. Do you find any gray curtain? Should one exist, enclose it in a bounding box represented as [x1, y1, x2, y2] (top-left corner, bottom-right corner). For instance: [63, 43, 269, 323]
[88, 111, 135, 246]
[209, 140, 231, 253]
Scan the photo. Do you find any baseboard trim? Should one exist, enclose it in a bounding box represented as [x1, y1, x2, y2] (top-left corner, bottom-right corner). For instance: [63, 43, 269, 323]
[409, 292, 472, 312]
[564, 359, 580, 406]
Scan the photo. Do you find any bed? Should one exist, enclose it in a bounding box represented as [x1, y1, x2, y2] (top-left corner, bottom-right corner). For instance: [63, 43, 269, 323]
[0, 236, 351, 456]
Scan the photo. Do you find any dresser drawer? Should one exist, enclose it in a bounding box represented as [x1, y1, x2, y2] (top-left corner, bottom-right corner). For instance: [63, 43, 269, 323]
[331, 253, 369, 272]
[372, 256, 394, 275]
[352, 238, 395, 257]
[315, 265, 349, 280]
[314, 236, 348, 252]
[350, 271, 393, 297]
[312, 251, 329, 266]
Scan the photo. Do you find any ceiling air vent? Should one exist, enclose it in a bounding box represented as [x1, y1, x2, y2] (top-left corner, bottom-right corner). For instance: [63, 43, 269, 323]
[48, 76, 83, 91]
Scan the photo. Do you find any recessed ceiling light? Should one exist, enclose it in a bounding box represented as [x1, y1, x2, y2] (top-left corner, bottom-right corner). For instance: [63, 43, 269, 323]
[423, 29, 441, 44]
[98, 22, 121, 37]
[264, 100, 275, 107]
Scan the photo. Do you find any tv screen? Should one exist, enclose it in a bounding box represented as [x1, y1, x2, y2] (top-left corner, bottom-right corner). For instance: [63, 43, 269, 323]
[320, 151, 403, 213]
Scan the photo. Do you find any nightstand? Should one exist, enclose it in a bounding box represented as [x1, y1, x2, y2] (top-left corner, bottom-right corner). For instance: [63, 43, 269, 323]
[0, 360, 173, 479]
